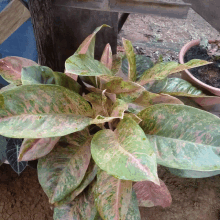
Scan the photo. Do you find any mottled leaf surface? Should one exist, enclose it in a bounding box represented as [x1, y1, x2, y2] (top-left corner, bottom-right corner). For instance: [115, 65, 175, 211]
[0, 84, 17, 93]
[138, 104, 220, 171]
[91, 116, 159, 183]
[125, 190, 141, 220]
[112, 54, 123, 75]
[95, 170, 132, 220]
[101, 43, 113, 70]
[0, 85, 93, 138]
[138, 60, 211, 85]
[55, 159, 97, 207]
[53, 181, 98, 220]
[122, 38, 136, 82]
[0, 57, 38, 85]
[18, 137, 61, 161]
[133, 179, 172, 208]
[134, 91, 183, 107]
[38, 134, 92, 203]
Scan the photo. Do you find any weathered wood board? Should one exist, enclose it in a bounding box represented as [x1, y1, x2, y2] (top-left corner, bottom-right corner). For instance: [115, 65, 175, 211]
[0, 0, 30, 44]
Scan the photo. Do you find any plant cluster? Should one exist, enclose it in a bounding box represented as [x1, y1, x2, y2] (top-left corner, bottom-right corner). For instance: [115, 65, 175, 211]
[0, 25, 219, 220]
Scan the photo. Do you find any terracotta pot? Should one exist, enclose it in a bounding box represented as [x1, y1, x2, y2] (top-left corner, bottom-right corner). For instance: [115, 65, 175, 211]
[179, 39, 220, 96]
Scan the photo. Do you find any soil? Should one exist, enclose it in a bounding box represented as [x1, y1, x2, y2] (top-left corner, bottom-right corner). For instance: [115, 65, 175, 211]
[184, 45, 220, 88]
[1, 0, 220, 219]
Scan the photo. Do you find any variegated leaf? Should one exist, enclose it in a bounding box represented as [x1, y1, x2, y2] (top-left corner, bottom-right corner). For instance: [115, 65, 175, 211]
[122, 38, 136, 82]
[38, 134, 92, 204]
[133, 179, 172, 208]
[75, 24, 111, 57]
[111, 54, 123, 75]
[138, 104, 220, 171]
[0, 85, 93, 138]
[65, 53, 113, 77]
[55, 159, 98, 207]
[160, 78, 203, 96]
[137, 60, 211, 85]
[134, 91, 183, 107]
[125, 190, 141, 220]
[124, 113, 142, 124]
[95, 170, 132, 220]
[102, 77, 144, 94]
[0, 57, 38, 85]
[100, 43, 113, 70]
[53, 181, 98, 220]
[84, 91, 109, 117]
[91, 116, 159, 183]
[18, 137, 61, 161]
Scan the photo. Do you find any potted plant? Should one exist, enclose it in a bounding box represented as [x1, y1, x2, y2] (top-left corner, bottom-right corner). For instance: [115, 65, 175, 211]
[0, 25, 219, 219]
[179, 38, 220, 96]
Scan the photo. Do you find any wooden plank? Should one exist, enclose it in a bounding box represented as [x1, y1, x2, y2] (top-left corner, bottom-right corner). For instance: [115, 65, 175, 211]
[28, 0, 118, 72]
[53, 0, 191, 19]
[0, 0, 30, 44]
[183, 0, 220, 33]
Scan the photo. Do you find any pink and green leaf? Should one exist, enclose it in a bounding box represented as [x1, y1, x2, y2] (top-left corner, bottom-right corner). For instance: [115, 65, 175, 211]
[138, 104, 220, 171]
[111, 54, 123, 75]
[100, 43, 113, 70]
[53, 181, 98, 220]
[18, 137, 61, 161]
[55, 159, 98, 207]
[137, 60, 211, 85]
[95, 170, 132, 220]
[133, 178, 172, 208]
[91, 116, 159, 183]
[122, 38, 136, 82]
[0, 85, 93, 138]
[38, 133, 92, 204]
[0, 57, 38, 85]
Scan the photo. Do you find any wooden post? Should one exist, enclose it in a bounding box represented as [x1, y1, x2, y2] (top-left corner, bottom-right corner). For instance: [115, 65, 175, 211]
[28, 0, 118, 72]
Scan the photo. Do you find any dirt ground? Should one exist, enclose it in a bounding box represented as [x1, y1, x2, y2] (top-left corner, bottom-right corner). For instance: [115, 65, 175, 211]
[1, 2, 220, 220]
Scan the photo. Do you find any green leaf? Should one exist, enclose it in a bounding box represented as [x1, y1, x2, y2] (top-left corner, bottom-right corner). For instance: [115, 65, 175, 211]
[168, 167, 220, 178]
[53, 181, 98, 220]
[122, 38, 136, 82]
[161, 78, 203, 96]
[100, 43, 113, 70]
[95, 170, 132, 220]
[0, 84, 93, 138]
[137, 60, 211, 85]
[0, 57, 38, 85]
[122, 54, 153, 81]
[21, 66, 55, 85]
[18, 137, 61, 161]
[138, 104, 220, 171]
[91, 116, 159, 183]
[133, 178, 172, 208]
[134, 90, 183, 107]
[125, 190, 141, 220]
[75, 24, 111, 58]
[55, 159, 98, 207]
[38, 133, 92, 204]
[21, 66, 82, 94]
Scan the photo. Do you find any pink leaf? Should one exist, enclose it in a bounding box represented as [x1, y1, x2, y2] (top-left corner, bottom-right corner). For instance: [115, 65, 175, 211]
[133, 178, 172, 208]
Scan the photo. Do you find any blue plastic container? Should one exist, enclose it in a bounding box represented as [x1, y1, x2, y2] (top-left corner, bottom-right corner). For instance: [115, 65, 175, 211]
[0, 0, 38, 85]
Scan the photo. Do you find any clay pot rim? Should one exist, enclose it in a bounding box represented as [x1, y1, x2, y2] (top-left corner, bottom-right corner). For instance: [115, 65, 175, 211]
[179, 39, 220, 94]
